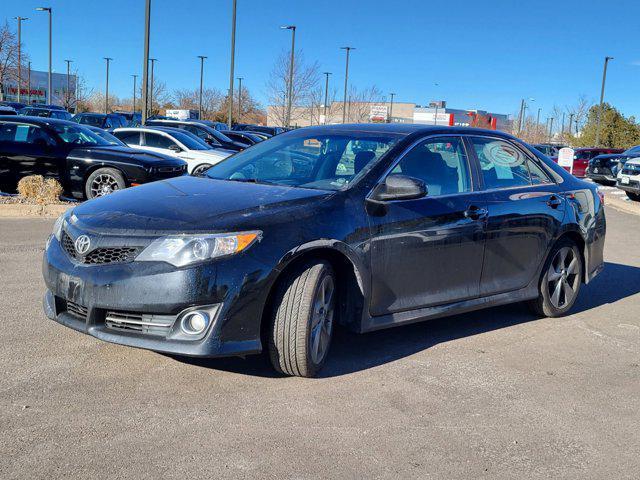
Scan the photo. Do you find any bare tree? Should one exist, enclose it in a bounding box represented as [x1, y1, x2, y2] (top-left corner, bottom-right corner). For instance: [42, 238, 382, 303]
[345, 85, 384, 123]
[0, 21, 26, 101]
[173, 87, 223, 120]
[566, 95, 591, 135]
[266, 49, 320, 127]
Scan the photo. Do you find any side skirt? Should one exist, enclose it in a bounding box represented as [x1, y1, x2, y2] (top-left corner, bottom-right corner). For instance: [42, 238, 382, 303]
[358, 285, 538, 333]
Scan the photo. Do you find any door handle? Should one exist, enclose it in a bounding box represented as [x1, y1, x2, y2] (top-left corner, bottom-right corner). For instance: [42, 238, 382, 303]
[464, 205, 488, 220]
[547, 195, 562, 209]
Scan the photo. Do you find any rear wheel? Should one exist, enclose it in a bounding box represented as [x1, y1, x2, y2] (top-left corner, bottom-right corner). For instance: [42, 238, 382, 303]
[268, 261, 336, 377]
[85, 167, 126, 199]
[528, 238, 582, 317]
[626, 191, 640, 201]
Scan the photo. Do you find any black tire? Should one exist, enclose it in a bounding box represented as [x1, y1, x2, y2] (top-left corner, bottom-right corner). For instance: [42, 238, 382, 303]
[625, 191, 640, 201]
[85, 167, 126, 199]
[268, 261, 336, 377]
[528, 238, 583, 317]
[191, 163, 213, 176]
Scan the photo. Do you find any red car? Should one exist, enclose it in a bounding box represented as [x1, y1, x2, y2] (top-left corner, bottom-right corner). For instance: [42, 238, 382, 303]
[554, 148, 623, 177]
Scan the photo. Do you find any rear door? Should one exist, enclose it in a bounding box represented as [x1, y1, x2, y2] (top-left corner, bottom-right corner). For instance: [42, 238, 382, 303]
[367, 135, 487, 316]
[466, 136, 565, 296]
[142, 132, 180, 157]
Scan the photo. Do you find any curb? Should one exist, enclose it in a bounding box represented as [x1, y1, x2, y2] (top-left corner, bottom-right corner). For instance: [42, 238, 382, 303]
[0, 204, 73, 218]
[604, 195, 640, 216]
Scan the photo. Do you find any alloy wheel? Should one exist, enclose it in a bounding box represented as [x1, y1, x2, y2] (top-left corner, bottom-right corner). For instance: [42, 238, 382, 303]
[547, 246, 580, 309]
[309, 275, 335, 365]
[90, 173, 120, 198]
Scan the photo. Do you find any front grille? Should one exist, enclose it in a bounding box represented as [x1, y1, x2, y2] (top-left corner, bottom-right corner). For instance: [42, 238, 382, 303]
[105, 311, 175, 336]
[61, 232, 141, 265]
[66, 300, 88, 319]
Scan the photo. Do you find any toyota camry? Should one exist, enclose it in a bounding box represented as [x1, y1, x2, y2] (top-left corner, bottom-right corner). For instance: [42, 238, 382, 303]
[42, 124, 606, 377]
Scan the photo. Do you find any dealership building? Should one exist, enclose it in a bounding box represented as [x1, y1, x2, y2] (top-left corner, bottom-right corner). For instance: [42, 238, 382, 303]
[1, 68, 76, 106]
[267, 100, 512, 131]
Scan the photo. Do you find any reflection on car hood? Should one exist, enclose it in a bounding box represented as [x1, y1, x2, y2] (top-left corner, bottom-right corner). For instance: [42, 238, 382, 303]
[71, 175, 333, 234]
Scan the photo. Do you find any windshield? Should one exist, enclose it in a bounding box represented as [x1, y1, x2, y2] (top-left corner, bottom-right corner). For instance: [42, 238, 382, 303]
[624, 145, 640, 155]
[52, 124, 112, 146]
[22, 108, 50, 117]
[92, 129, 126, 146]
[166, 130, 211, 150]
[75, 114, 106, 127]
[205, 130, 402, 190]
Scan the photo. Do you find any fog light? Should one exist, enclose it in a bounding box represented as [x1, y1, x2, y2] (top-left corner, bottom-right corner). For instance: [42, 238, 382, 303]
[181, 311, 209, 335]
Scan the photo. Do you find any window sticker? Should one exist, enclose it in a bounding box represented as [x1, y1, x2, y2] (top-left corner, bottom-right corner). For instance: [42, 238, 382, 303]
[483, 141, 524, 179]
[15, 125, 30, 142]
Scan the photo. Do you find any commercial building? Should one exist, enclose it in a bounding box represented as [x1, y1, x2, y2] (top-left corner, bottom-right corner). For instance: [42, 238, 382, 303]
[0, 68, 76, 106]
[267, 100, 512, 131]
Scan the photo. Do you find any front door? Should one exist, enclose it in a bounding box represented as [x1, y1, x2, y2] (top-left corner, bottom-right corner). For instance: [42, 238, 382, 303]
[466, 136, 565, 296]
[367, 136, 487, 316]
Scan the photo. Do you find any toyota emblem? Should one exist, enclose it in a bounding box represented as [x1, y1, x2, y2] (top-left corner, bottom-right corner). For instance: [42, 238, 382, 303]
[74, 235, 91, 255]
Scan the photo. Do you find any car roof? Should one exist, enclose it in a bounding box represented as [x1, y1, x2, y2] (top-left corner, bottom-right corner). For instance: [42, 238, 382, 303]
[297, 123, 516, 138]
[0, 115, 76, 126]
[575, 147, 621, 152]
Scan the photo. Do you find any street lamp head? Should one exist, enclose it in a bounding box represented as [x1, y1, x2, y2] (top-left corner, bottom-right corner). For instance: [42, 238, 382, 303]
[14, 17, 29, 21]
[340, 46, 355, 51]
[198, 55, 207, 60]
[280, 25, 296, 30]
[606, 56, 614, 61]
[104, 57, 113, 61]
[36, 7, 51, 11]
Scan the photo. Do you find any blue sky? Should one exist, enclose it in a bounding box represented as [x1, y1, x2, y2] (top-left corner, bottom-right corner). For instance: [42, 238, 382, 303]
[5, 0, 640, 119]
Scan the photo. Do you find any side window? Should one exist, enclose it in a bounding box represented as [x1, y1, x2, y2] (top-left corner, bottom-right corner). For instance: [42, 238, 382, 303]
[527, 158, 552, 184]
[391, 136, 471, 196]
[0, 123, 55, 146]
[113, 131, 141, 145]
[144, 132, 176, 149]
[470, 137, 531, 189]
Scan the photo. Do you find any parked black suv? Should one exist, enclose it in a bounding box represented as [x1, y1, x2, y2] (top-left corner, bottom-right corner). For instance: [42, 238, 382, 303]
[0, 116, 187, 199]
[145, 119, 248, 151]
[20, 106, 73, 120]
[72, 113, 128, 130]
[587, 145, 640, 184]
[42, 124, 605, 377]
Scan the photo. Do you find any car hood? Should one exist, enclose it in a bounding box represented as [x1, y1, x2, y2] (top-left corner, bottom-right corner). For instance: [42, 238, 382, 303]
[590, 153, 635, 165]
[70, 175, 335, 234]
[72, 145, 182, 164]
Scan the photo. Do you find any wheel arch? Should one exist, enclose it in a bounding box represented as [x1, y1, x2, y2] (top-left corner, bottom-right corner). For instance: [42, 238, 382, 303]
[259, 243, 368, 342]
[553, 228, 587, 283]
[82, 164, 128, 199]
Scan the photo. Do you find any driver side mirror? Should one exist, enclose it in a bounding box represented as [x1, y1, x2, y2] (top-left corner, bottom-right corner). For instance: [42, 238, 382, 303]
[368, 174, 427, 203]
[168, 144, 182, 153]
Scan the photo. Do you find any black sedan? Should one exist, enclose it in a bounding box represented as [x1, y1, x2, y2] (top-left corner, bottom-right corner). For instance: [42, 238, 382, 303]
[587, 145, 640, 184]
[220, 130, 263, 145]
[0, 116, 186, 199]
[42, 124, 605, 377]
[145, 119, 247, 151]
[72, 112, 128, 130]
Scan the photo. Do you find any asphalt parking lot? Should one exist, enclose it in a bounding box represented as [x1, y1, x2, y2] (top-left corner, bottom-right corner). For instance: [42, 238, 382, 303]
[1, 205, 639, 479]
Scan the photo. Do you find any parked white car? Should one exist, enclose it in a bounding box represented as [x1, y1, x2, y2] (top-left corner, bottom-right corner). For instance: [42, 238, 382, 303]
[112, 126, 233, 175]
[616, 157, 640, 201]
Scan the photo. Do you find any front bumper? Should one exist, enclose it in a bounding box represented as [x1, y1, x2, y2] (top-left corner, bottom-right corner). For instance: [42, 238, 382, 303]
[616, 178, 640, 194]
[587, 170, 616, 182]
[42, 235, 271, 357]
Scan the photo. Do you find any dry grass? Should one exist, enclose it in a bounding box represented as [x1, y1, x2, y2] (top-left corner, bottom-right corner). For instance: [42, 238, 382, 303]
[0, 176, 69, 205]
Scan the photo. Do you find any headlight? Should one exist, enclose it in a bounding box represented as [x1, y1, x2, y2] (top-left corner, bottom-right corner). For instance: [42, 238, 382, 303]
[52, 213, 65, 241]
[135, 231, 261, 267]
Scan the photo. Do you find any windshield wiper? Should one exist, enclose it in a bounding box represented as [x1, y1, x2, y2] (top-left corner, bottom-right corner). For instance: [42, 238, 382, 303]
[225, 177, 278, 185]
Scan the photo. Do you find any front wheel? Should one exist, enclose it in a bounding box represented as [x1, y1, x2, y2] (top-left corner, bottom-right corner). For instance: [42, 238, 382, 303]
[268, 261, 336, 377]
[626, 191, 640, 201]
[528, 239, 583, 317]
[85, 167, 126, 199]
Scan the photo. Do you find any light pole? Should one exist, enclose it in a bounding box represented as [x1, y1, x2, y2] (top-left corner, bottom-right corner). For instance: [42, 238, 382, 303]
[141, 0, 151, 123]
[14, 16, 28, 103]
[132, 74, 138, 113]
[27, 61, 31, 104]
[197, 55, 207, 119]
[103, 57, 112, 114]
[595, 56, 613, 147]
[323, 72, 331, 124]
[569, 113, 575, 135]
[341, 46, 354, 123]
[227, 0, 237, 128]
[548, 117, 555, 143]
[64, 59, 72, 110]
[561, 112, 566, 135]
[237, 77, 243, 120]
[281, 25, 296, 127]
[149, 58, 157, 115]
[35, 7, 52, 104]
[536, 107, 541, 126]
[388, 92, 396, 123]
